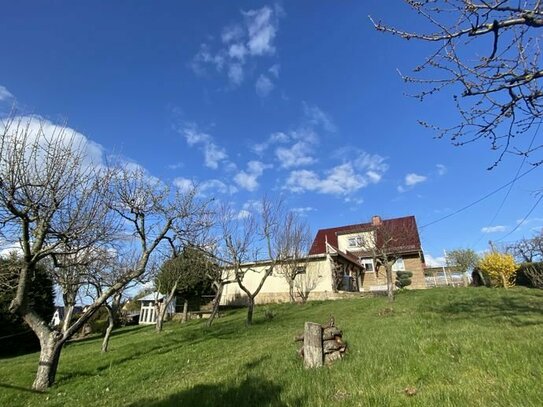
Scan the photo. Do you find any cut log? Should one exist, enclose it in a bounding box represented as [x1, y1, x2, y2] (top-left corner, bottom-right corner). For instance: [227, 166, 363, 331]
[323, 340, 344, 353]
[294, 334, 304, 342]
[323, 327, 341, 339]
[303, 322, 323, 369]
[324, 351, 343, 365]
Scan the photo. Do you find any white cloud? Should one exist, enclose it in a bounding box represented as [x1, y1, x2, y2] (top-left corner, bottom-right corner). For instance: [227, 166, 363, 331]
[405, 173, 427, 186]
[0, 115, 104, 169]
[302, 103, 336, 133]
[255, 74, 274, 97]
[227, 63, 244, 85]
[244, 6, 277, 56]
[291, 207, 315, 215]
[481, 225, 507, 233]
[436, 164, 447, 176]
[0, 85, 14, 102]
[173, 177, 195, 193]
[200, 179, 237, 195]
[191, 5, 282, 87]
[181, 125, 228, 169]
[268, 64, 280, 78]
[228, 43, 247, 60]
[253, 131, 289, 154]
[222, 24, 244, 44]
[425, 253, 446, 267]
[234, 160, 271, 191]
[276, 141, 316, 168]
[286, 152, 387, 196]
[237, 209, 251, 219]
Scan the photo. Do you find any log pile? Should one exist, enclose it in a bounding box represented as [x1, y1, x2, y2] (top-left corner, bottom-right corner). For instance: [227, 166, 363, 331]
[294, 316, 347, 368]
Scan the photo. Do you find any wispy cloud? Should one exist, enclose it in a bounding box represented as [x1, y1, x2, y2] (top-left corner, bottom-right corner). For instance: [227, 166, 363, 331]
[398, 172, 428, 193]
[302, 102, 336, 133]
[481, 225, 507, 233]
[285, 152, 387, 197]
[180, 125, 228, 169]
[234, 160, 271, 191]
[436, 164, 447, 176]
[191, 5, 282, 88]
[425, 253, 446, 267]
[405, 173, 427, 186]
[0, 85, 14, 102]
[292, 206, 316, 216]
[173, 177, 195, 193]
[255, 74, 274, 97]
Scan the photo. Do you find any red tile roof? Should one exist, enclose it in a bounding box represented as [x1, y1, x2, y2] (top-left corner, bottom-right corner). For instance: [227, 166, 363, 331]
[308, 216, 422, 256]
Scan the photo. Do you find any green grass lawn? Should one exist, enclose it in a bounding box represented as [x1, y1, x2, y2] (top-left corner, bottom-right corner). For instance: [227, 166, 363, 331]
[1, 287, 543, 406]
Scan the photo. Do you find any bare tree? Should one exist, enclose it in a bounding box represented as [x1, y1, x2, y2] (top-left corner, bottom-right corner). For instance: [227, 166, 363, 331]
[358, 218, 419, 302]
[371, 1, 543, 168]
[0, 116, 210, 390]
[85, 250, 141, 353]
[504, 231, 543, 262]
[274, 212, 312, 303]
[294, 264, 322, 304]
[1, 116, 118, 390]
[219, 197, 286, 325]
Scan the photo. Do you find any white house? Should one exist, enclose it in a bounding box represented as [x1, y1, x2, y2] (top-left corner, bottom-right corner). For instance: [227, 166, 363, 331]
[137, 292, 176, 325]
[220, 215, 427, 305]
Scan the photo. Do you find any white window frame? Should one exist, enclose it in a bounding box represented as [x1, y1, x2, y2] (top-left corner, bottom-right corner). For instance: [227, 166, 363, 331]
[348, 235, 364, 248]
[392, 257, 405, 272]
[360, 258, 374, 273]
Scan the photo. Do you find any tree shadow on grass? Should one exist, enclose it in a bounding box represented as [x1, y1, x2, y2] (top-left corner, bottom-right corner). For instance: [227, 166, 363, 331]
[429, 290, 543, 327]
[129, 376, 297, 407]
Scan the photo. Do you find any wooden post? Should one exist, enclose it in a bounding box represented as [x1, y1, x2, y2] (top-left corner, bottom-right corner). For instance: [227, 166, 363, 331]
[303, 322, 323, 368]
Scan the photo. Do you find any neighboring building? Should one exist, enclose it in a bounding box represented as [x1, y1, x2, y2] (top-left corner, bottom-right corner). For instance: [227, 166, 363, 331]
[221, 215, 427, 305]
[137, 292, 176, 325]
[50, 306, 85, 327]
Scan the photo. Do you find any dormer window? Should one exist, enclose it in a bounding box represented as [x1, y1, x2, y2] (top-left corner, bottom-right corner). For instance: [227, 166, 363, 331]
[348, 236, 363, 247]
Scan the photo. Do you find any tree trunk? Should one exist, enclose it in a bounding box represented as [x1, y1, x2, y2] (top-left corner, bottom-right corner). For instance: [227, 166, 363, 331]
[288, 280, 296, 303]
[155, 302, 167, 333]
[207, 283, 223, 327]
[101, 306, 115, 353]
[33, 333, 64, 391]
[385, 265, 394, 302]
[246, 296, 255, 326]
[181, 298, 189, 323]
[61, 294, 75, 334]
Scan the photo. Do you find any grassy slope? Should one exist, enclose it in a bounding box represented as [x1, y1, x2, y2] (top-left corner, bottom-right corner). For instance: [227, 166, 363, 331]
[1, 287, 543, 407]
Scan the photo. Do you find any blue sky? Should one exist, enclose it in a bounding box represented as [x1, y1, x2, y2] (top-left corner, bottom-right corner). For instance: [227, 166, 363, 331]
[1, 1, 541, 265]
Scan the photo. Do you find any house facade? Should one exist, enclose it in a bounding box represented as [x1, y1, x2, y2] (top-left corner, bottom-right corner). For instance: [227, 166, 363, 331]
[221, 215, 426, 305]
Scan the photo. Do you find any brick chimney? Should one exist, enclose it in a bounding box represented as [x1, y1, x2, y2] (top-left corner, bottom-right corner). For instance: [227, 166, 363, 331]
[371, 215, 382, 226]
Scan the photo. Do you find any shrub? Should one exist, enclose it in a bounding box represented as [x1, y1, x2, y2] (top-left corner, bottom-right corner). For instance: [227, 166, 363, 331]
[395, 271, 413, 289]
[478, 252, 517, 288]
[516, 262, 543, 288]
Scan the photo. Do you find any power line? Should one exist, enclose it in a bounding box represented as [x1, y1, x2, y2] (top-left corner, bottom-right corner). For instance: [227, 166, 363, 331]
[471, 120, 541, 246]
[494, 193, 543, 242]
[420, 164, 539, 229]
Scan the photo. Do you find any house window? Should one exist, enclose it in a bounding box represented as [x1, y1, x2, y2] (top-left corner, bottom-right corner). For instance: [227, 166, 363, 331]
[295, 266, 306, 275]
[392, 257, 405, 272]
[348, 236, 363, 248]
[360, 258, 374, 272]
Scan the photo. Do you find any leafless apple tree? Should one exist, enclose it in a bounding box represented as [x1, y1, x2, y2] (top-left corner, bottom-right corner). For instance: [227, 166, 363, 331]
[371, 1, 543, 168]
[218, 198, 289, 325]
[274, 212, 312, 303]
[0, 115, 209, 390]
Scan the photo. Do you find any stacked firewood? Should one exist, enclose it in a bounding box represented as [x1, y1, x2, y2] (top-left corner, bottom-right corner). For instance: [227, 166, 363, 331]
[295, 316, 347, 367]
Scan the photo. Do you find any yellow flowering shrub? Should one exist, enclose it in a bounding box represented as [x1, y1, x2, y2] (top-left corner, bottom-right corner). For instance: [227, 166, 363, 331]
[478, 252, 517, 288]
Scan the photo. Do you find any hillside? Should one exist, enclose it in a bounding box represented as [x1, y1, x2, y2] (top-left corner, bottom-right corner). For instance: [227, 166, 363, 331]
[1, 287, 543, 406]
